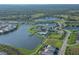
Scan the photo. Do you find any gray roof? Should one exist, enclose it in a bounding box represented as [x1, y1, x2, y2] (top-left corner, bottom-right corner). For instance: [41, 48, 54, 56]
[0, 51, 7, 55]
[41, 45, 56, 55]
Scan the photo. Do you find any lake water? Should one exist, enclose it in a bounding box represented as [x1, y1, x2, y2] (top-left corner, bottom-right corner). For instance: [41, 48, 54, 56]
[0, 24, 42, 50]
[64, 27, 79, 30]
[36, 17, 61, 21]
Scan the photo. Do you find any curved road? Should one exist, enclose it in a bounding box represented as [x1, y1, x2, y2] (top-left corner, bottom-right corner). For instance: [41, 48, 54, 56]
[58, 30, 71, 55]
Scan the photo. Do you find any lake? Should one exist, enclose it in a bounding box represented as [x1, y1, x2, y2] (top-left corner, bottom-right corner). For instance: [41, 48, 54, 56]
[0, 24, 42, 50]
[36, 17, 61, 21]
[64, 27, 79, 30]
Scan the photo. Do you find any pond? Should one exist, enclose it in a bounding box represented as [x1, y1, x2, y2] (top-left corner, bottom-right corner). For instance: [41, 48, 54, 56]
[35, 17, 62, 21]
[0, 24, 42, 50]
[64, 26, 79, 30]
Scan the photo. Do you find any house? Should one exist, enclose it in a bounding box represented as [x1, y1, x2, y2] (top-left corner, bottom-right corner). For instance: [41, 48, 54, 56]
[0, 51, 7, 55]
[35, 22, 62, 36]
[0, 22, 17, 34]
[41, 45, 59, 55]
[38, 31, 48, 35]
[0, 30, 3, 33]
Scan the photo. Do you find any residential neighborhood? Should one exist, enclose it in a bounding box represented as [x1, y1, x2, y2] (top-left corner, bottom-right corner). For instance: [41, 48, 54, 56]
[0, 21, 17, 34]
[0, 4, 78, 55]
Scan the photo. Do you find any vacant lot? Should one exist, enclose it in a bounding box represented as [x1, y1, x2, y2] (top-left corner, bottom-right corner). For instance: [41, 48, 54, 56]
[45, 32, 63, 48]
[68, 31, 77, 44]
[65, 45, 79, 55]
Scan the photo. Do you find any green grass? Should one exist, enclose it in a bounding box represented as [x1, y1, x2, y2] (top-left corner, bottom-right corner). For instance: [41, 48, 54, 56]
[0, 43, 43, 55]
[18, 48, 33, 55]
[0, 44, 21, 55]
[45, 32, 63, 48]
[31, 13, 44, 19]
[18, 44, 43, 55]
[48, 32, 62, 40]
[54, 19, 65, 24]
[28, 26, 45, 40]
[26, 26, 46, 55]
[68, 31, 77, 44]
[45, 39, 62, 48]
[66, 24, 79, 27]
[28, 26, 38, 35]
[27, 25, 63, 54]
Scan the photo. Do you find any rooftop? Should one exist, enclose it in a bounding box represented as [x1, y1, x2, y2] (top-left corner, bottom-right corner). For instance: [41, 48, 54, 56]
[41, 45, 58, 55]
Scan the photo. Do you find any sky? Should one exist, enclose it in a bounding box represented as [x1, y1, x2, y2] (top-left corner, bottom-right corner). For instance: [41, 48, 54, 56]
[0, 0, 78, 4]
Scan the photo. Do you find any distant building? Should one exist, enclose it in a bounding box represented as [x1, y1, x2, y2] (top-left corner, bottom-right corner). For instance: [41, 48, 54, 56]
[0, 22, 17, 34]
[36, 23, 59, 35]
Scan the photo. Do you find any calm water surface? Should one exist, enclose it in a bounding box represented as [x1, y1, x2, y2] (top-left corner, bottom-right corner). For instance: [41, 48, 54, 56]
[0, 24, 42, 50]
[65, 27, 79, 30]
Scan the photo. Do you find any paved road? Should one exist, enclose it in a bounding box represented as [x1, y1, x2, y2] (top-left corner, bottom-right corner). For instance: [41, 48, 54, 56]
[58, 30, 71, 55]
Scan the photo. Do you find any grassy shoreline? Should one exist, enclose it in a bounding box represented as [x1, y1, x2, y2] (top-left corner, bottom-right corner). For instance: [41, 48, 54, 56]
[0, 44, 21, 55]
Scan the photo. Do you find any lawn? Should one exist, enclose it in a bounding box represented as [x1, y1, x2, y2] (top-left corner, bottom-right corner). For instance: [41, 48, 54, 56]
[45, 39, 62, 48]
[48, 32, 62, 40]
[68, 31, 77, 44]
[31, 13, 45, 19]
[18, 44, 44, 55]
[0, 44, 21, 55]
[28, 26, 38, 35]
[45, 32, 63, 48]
